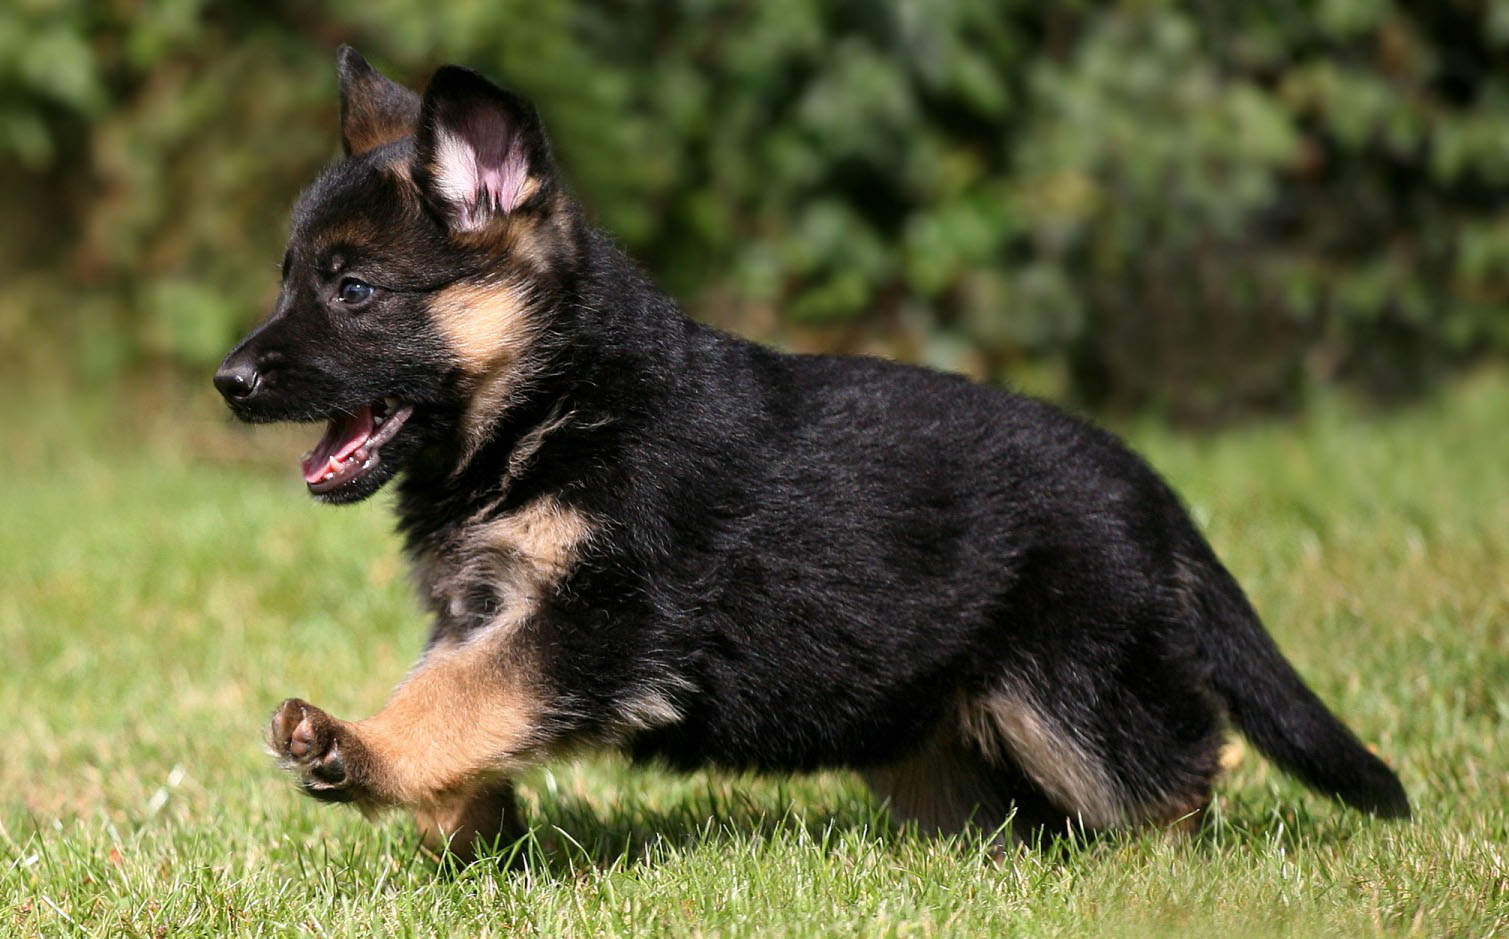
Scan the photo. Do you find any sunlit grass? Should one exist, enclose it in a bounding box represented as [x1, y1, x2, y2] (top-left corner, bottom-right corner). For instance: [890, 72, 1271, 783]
[1, 370, 1505, 936]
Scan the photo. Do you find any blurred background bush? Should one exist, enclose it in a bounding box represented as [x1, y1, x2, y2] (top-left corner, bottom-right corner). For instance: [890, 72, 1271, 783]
[2, 0, 1506, 422]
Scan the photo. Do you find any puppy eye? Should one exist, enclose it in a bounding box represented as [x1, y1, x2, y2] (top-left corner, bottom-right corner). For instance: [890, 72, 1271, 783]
[337, 277, 374, 306]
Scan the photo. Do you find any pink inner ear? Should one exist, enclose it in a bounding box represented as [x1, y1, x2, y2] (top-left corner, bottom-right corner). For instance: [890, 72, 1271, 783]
[438, 109, 531, 229]
[481, 144, 530, 215]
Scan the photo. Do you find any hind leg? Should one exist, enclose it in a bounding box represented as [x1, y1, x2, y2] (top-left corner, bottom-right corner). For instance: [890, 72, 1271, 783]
[959, 669, 1223, 835]
[862, 723, 1071, 850]
[966, 555, 1233, 833]
[414, 781, 525, 864]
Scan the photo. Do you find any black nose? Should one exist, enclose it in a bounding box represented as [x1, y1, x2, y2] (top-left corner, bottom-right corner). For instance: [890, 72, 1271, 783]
[213, 362, 260, 401]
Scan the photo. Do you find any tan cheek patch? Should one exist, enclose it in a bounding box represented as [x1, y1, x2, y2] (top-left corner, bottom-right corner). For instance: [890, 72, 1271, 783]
[430, 280, 535, 375]
[428, 280, 541, 461]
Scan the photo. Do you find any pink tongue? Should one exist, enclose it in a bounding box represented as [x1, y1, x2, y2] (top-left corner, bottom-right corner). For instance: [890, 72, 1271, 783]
[301, 406, 375, 483]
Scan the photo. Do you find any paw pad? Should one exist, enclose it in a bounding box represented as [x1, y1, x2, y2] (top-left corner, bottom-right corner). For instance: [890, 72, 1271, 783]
[269, 698, 356, 800]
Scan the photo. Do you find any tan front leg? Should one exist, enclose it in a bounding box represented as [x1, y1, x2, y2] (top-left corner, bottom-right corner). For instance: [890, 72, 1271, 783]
[268, 635, 543, 813]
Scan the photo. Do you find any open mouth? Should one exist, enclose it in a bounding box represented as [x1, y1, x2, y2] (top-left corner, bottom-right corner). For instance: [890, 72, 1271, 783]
[300, 397, 414, 494]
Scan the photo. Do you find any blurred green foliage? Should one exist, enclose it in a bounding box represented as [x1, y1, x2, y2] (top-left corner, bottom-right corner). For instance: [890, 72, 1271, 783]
[3, 0, 1507, 419]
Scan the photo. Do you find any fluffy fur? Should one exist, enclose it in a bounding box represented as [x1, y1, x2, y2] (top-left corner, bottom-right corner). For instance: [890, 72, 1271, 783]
[216, 48, 1410, 862]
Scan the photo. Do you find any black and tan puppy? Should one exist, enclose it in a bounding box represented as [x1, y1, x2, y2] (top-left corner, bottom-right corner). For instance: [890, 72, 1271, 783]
[215, 48, 1409, 861]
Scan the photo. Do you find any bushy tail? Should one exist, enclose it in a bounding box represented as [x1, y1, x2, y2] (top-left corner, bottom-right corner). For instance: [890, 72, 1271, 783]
[1186, 551, 1410, 819]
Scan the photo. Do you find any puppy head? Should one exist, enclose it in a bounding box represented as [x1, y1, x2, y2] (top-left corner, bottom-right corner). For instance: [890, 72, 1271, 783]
[214, 48, 575, 504]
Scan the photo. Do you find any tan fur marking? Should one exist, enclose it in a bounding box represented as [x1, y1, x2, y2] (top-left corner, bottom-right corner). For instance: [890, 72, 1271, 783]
[960, 691, 1125, 829]
[352, 632, 541, 806]
[318, 500, 592, 821]
[612, 682, 689, 735]
[1150, 791, 1209, 835]
[507, 218, 551, 271]
[379, 156, 423, 200]
[863, 729, 1015, 843]
[412, 496, 593, 634]
[452, 208, 554, 274]
[430, 280, 536, 375]
[413, 782, 522, 863]
[315, 219, 379, 253]
[344, 102, 414, 156]
[472, 496, 592, 590]
[428, 280, 542, 462]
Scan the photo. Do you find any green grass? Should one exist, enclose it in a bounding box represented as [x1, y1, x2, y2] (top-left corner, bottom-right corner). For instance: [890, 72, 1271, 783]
[1, 370, 1506, 937]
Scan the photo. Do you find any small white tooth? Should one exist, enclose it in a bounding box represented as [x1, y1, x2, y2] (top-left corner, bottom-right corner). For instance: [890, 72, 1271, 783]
[373, 414, 383, 425]
[323, 471, 335, 481]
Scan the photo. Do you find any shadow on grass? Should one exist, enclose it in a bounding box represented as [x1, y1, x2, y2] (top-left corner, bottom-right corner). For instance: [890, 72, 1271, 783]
[439, 786, 903, 879]
[433, 782, 1156, 879]
[399, 761, 1389, 881]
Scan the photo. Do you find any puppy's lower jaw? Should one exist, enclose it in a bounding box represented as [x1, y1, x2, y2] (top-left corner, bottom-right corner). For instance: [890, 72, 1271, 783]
[301, 398, 414, 494]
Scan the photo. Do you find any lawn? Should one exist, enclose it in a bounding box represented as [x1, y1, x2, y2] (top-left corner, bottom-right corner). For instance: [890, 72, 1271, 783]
[1, 369, 1505, 937]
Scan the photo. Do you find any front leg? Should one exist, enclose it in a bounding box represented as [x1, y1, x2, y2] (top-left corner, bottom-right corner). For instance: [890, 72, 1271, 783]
[268, 634, 544, 851]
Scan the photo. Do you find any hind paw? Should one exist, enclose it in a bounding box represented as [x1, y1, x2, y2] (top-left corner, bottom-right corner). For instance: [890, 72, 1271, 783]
[268, 698, 368, 804]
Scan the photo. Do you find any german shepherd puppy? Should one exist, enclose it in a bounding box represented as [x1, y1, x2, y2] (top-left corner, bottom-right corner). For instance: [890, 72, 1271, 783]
[215, 48, 1409, 862]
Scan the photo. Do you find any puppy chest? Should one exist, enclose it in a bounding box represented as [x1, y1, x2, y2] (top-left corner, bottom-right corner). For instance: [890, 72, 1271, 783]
[410, 496, 593, 636]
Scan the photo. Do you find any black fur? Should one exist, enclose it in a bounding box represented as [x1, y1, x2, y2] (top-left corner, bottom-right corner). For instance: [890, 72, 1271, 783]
[218, 50, 1409, 849]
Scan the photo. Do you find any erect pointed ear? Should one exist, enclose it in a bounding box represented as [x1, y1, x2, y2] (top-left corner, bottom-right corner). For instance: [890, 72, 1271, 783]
[337, 45, 420, 156]
[414, 65, 554, 233]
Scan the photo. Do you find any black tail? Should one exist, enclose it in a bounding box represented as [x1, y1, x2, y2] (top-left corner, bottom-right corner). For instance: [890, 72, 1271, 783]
[1184, 550, 1411, 819]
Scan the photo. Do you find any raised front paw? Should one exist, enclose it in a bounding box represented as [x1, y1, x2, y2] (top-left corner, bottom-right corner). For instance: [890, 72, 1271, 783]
[268, 698, 368, 804]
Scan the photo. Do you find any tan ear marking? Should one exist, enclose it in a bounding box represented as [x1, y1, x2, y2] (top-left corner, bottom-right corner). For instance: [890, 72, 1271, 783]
[344, 98, 418, 156]
[337, 48, 421, 157]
